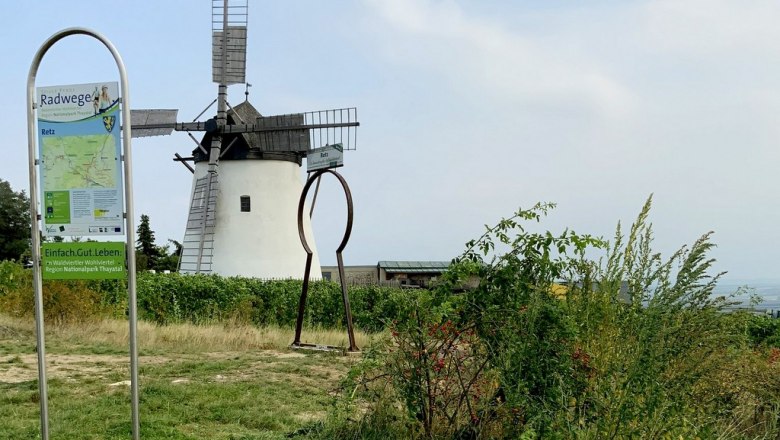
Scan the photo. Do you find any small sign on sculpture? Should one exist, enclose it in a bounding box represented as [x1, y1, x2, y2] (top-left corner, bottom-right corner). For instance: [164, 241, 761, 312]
[307, 143, 344, 172]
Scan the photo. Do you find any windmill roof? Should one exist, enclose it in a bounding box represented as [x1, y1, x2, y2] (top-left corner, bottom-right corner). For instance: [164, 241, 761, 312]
[193, 100, 304, 164]
[228, 101, 263, 148]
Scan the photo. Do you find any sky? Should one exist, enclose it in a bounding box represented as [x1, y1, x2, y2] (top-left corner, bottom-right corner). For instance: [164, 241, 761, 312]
[2, 0, 779, 281]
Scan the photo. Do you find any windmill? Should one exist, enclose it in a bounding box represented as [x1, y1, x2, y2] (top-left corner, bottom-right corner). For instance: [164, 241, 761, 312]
[131, 0, 359, 279]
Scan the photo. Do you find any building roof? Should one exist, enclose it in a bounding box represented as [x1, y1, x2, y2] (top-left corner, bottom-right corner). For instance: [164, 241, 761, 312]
[321, 265, 377, 271]
[378, 261, 450, 274]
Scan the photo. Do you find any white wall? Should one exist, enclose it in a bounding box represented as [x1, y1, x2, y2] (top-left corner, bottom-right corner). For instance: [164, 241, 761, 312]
[187, 159, 321, 279]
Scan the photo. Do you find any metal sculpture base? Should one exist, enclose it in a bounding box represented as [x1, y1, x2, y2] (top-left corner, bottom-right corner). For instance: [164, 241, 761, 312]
[292, 168, 359, 352]
[290, 342, 347, 353]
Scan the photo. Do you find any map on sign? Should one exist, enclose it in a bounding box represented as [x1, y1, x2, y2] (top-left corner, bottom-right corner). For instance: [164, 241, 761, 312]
[36, 81, 124, 237]
[41, 134, 118, 190]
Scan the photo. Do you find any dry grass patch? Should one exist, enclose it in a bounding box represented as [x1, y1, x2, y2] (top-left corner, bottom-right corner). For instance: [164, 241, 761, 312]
[0, 314, 372, 354]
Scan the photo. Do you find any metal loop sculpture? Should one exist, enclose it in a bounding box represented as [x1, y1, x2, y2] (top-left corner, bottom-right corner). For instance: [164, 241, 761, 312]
[292, 169, 358, 352]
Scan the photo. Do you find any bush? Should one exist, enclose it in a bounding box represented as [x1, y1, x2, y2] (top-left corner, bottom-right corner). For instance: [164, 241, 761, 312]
[134, 272, 421, 330]
[2, 262, 422, 330]
[0, 261, 110, 324]
[0, 260, 30, 297]
[322, 198, 780, 439]
[746, 314, 780, 348]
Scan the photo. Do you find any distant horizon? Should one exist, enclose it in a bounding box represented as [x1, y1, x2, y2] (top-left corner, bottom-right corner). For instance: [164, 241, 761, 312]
[715, 278, 780, 285]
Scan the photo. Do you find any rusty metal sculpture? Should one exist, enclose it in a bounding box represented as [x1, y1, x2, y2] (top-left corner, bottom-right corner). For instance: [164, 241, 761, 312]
[292, 169, 358, 352]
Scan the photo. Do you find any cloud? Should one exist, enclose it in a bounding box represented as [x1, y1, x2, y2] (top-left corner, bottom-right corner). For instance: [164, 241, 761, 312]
[364, 0, 634, 119]
[351, 0, 780, 279]
[642, 0, 780, 55]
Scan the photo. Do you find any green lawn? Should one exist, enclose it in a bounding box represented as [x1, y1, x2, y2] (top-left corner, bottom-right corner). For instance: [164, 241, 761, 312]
[0, 316, 361, 439]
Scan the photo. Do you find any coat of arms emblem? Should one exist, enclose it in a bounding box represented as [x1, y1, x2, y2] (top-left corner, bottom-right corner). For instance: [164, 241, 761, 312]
[103, 115, 116, 132]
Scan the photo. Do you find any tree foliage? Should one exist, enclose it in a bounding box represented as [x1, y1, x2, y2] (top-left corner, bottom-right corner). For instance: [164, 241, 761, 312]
[135, 215, 181, 272]
[135, 214, 161, 271]
[0, 179, 30, 262]
[136, 214, 157, 256]
[153, 239, 182, 273]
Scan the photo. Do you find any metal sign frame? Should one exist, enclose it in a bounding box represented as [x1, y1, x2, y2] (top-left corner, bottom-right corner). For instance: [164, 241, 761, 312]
[26, 28, 140, 440]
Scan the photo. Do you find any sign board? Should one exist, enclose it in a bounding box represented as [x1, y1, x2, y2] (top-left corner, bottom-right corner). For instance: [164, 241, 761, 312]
[36, 82, 124, 236]
[41, 242, 126, 280]
[307, 143, 344, 172]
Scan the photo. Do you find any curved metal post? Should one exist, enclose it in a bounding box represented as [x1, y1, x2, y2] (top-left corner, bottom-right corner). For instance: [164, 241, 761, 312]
[27, 27, 139, 440]
[293, 169, 358, 352]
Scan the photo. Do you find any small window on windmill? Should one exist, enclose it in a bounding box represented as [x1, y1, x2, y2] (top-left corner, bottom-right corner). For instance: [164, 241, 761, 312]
[240, 195, 251, 212]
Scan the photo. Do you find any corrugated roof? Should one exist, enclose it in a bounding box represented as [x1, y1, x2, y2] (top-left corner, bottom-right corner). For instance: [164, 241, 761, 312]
[378, 261, 450, 274]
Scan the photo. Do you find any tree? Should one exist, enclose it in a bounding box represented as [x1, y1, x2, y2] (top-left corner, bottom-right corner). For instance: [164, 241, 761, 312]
[135, 214, 160, 270]
[154, 239, 182, 272]
[0, 179, 30, 262]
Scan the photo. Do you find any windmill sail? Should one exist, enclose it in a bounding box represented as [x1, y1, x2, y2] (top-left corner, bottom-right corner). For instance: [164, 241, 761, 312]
[212, 0, 248, 85]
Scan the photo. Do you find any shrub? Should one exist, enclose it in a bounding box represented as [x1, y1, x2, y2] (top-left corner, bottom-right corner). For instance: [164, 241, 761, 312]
[454, 202, 600, 436]
[327, 203, 602, 439]
[134, 272, 421, 330]
[0, 260, 30, 297]
[2, 263, 423, 330]
[0, 262, 109, 324]
[322, 198, 780, 439]
[746, 314, 780, 348]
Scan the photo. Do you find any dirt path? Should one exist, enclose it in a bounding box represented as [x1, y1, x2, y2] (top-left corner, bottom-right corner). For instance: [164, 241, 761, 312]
[0, 353, 172, 383]
[0, 350, 352, 384]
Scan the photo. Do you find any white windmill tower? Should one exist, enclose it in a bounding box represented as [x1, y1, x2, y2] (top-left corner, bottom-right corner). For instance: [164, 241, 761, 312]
[131, 0, 359, 279]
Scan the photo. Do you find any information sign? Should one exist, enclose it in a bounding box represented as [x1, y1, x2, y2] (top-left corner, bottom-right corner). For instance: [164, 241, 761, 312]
[41, 242, 126, 280]
[307, 143, 344, 172]
[37, 82, 124, 236]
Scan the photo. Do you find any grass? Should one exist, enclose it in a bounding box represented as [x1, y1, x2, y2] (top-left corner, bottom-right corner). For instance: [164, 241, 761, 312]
[0, 314, 370, 439]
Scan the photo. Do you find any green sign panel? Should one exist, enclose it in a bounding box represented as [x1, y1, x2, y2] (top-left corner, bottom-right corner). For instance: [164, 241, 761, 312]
[44, 191, 71, 224]
[42, 242, 126, 280]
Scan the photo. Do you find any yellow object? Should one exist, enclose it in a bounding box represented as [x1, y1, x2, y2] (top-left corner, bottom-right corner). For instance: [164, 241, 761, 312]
[550, 283, 569, 298]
